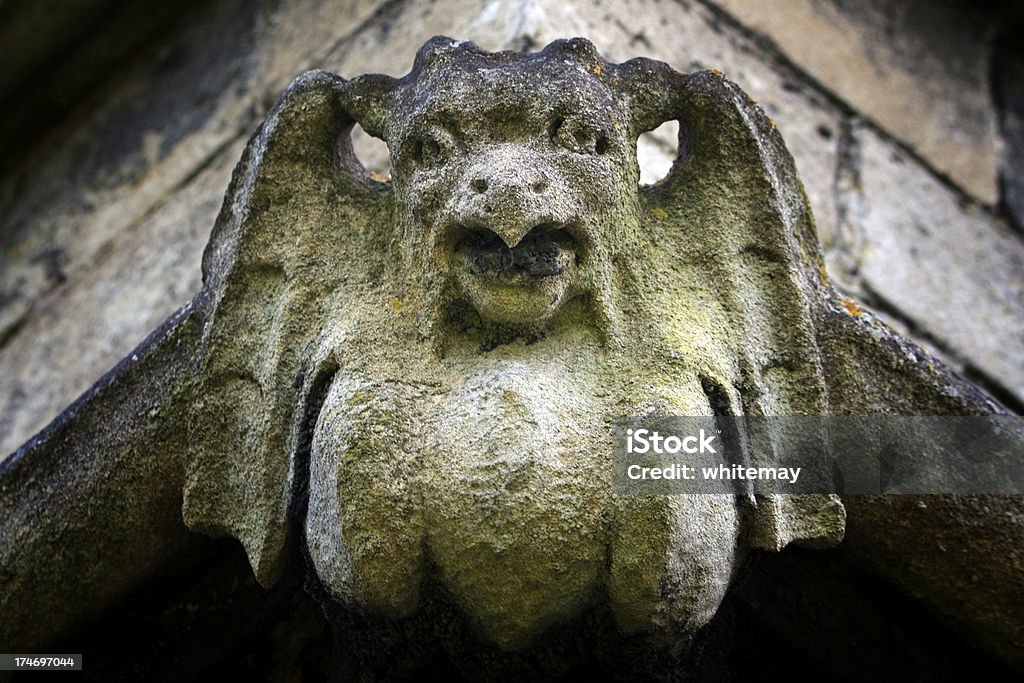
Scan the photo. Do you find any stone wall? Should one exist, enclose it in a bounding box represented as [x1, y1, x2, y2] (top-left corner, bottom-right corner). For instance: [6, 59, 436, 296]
[2, 0, 1022, 456]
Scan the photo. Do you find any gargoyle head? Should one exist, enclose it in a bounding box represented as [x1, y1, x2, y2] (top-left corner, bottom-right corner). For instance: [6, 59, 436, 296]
[343, 37, 673, 331]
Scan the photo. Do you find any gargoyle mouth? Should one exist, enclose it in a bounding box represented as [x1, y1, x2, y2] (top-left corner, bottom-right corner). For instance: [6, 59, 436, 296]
[451, 223, 579, 281]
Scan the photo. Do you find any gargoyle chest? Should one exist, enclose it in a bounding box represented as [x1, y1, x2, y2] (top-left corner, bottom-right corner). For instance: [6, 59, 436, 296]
[311, 359, 615, 518]
[304, 351, 719, 634]
[311, 355, 711, 499]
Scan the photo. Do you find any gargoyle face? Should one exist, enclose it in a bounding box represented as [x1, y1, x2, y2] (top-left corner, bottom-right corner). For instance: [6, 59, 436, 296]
[397, 104, 632, 326]
[364, 38, 643, 327]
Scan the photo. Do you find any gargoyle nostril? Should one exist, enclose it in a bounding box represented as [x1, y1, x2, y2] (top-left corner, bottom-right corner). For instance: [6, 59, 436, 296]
[530, 178, 549, 194]
[471, 178, 489, 193]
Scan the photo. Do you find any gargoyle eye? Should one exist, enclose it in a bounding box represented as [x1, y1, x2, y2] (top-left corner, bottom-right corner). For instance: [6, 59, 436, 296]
[549, 117, 610, 156]
[408, 128, 455, 169]
[414, 137, 444, 166]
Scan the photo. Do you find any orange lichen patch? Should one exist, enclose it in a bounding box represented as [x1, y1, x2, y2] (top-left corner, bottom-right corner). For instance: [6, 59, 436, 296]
[707, 68, 724, 78]
[819, 264, 829, 287]
[839, 297, 863, 317]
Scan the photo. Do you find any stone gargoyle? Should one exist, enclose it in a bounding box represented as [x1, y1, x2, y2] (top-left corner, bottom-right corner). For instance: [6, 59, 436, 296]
[1, 37, 1021, 679]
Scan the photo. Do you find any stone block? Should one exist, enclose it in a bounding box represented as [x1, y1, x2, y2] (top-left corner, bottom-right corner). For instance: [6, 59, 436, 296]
[709, 0, 1000, 205]
[847, 125, 1024, 403]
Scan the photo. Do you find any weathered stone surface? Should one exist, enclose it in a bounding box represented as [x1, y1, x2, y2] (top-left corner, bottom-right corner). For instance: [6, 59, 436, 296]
[997, 49, 1024, 232]
[0, 299, 203, 651]
[326, 0, 544, 176]
[0, 0, 388, 457]
[812, 299, 1023, 668]
[711, 0, 1001, 205]
[180, 41, 851, 665]
[0, 36, 851, 669]
[0, 137, 244, 457]
[843, 125, 1024, 404]
[843, 494, 1024, 668]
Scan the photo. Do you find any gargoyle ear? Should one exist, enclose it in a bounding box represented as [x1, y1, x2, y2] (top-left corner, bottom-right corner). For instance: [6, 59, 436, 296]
[184, 69, 394, 586]
[338, 73, 399, 141]
[618, 57, 688, 136]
